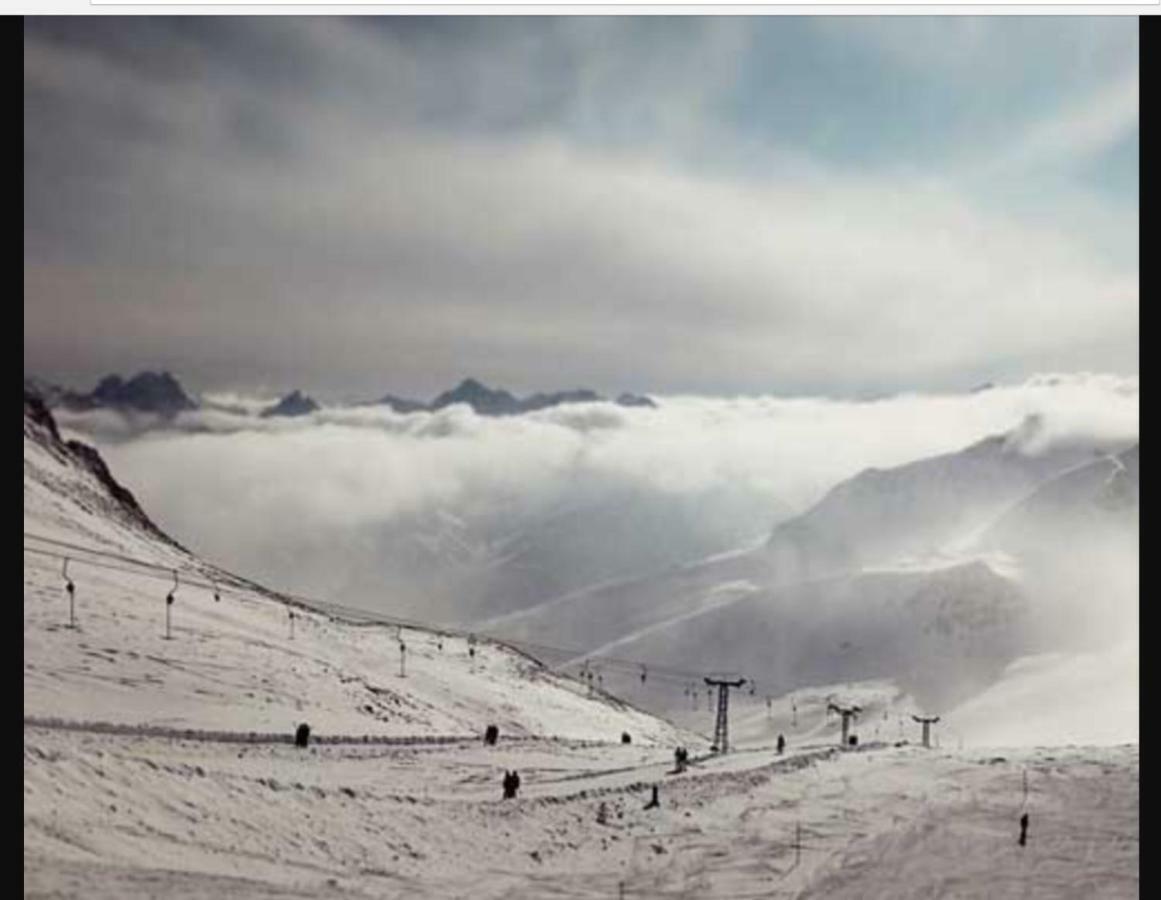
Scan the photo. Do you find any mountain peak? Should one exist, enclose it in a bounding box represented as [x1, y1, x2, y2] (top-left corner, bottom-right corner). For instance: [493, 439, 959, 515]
[82, 370, 198, 416]
[261, 390, 320, 418]
[431, 378, 521, 415]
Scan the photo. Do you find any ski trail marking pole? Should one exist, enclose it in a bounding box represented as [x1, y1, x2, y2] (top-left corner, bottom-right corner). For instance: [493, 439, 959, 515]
[164, 571, 178, 640]
[62, 558, 75, 628]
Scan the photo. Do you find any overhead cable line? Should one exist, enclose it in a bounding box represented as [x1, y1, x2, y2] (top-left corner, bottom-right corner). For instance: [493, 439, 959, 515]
[23, 531, 722, 687]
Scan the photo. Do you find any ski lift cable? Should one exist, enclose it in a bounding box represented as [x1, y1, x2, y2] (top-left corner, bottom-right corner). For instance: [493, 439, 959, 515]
[24, 532, 721, 685]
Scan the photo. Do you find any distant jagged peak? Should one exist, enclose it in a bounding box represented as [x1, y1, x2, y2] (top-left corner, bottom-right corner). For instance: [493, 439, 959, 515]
[431, 378, 522, 415]
[260, 389, 320, 418]
[91, 370, 198, 415]
[381, 378, 658, 416]
[615, 392, 657, 409]
[35, 369, 199, 417]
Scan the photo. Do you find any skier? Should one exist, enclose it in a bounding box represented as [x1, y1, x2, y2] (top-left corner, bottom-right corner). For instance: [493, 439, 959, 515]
[644, 785, 660, 810]
[777, 734, 786, 755]
[511, 770, 521, 798]
[1019, 812, 1029, 846]
[502, 771, 514, 799]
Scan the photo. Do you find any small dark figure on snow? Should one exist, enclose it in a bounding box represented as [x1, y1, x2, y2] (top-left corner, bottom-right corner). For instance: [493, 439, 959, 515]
[512, 770, 521, 797]
[848, 734, 858, 747]
[1019, 812, 1029, 847]
[484, 724, 499, 746]
[644, 785, 660, 810]
[622, 732, 632, 745]
[777, 734, 786, 755]
[674, 746, 688, 773]
[295, 723, 310, 748]
[502, 771, 515, 799]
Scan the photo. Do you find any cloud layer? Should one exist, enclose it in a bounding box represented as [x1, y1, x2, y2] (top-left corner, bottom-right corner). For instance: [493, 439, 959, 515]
[56, 374, 1138, 622]
[25, 19, 1138, 399]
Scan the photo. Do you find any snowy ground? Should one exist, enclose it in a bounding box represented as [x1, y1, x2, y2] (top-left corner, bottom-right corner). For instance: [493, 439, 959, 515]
[24, 407, 1139, 897]
[25, 726, 1138, 899]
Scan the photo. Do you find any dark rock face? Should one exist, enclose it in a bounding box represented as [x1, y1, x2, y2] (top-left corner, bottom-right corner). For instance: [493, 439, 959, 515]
[260, 390, 320, 418]
[23, 389, 186, 550]
[377, 379, 658, 416]
[89, 371, 198, 416]
[23, 389, 62, 442]
[35, 371, 199, 417]
[430, 379, 523, 416]
[24, 377, 71, 408]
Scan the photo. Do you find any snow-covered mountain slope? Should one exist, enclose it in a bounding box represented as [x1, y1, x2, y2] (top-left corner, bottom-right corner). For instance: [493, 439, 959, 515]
[728, 678, 922, 748]
[980, 443, 1139, 556]
[25, 390, 192, 565]
[24, 391, 684, 744]
[489, 420, 1133, 715]
[23, 394, 1139, 899]
[577, 560, 1028, 714]
[764, 417, 1125, 581]
[947, 637, 1139, 748]
[973, 443, 1139, 649]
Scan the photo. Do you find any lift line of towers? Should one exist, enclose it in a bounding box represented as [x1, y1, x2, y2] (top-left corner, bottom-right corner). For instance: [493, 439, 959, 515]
[30, 535, 943, 753]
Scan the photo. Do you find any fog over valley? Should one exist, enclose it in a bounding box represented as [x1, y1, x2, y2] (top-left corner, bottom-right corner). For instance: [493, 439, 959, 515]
[37, 370, 1138, 738]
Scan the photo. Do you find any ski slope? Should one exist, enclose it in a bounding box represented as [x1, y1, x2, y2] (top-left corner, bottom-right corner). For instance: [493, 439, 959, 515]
[24, 395, 1139, 897]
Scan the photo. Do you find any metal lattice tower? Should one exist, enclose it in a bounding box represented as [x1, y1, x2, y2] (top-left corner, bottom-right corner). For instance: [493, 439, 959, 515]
[705, 676, 746, 753]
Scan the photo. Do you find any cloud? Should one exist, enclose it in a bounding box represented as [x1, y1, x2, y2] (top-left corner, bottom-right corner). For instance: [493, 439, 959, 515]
[967, 67, 1139, 180]
[24, 19, 1138, 399]
[54, 374, 1137, 623]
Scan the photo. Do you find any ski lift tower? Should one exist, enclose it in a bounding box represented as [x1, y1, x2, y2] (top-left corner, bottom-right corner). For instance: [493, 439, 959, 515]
[912, 714, 941, 748]
[827, 702, 861, 746]
[705, 674, 746, 754]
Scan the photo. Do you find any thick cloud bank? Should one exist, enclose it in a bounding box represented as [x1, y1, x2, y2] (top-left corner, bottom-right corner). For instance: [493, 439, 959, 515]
[54, 374, 1137, 623]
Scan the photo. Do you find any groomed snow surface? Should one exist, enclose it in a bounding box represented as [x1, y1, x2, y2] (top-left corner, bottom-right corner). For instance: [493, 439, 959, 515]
[24, 410, 1138, 898]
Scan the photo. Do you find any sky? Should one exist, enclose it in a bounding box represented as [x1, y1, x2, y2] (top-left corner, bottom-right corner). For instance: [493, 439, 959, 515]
[24, 17, 1139, 401]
